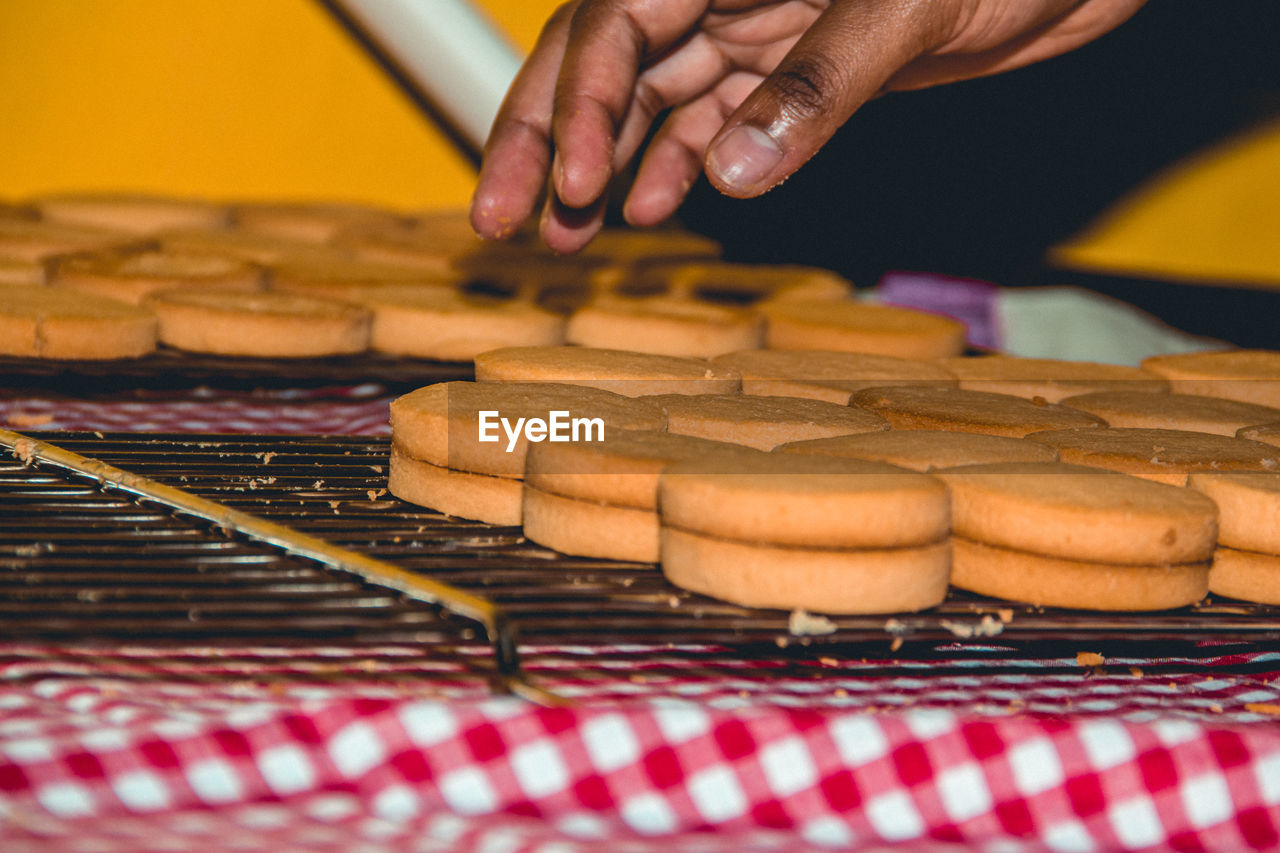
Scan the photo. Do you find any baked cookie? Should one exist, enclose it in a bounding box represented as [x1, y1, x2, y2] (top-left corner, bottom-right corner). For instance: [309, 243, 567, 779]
[937, 461, 1217, 565]
[390, 381, 667, 478]
[267, 256, 450, 300]
[51, 249, 265, 304]
[1027, 427, 1280, 485]
[144, 290, 369, 357]
[849, 386, 1105, 437]
[642, 393, 888, 450]
[776, 430, 1057, 471]
[1207, 548, 1280, 606]
[634, 261, 853, 304]
[1187, 472, 1280, 555]
[658, 453, 950, 612]
[936, 461, 1216, 610]
[0, 257, 46, 286]
[575, 228, 722, 266]
[1059, 390, 1280, 436]
[0, 287, 156, 359]
[711, 349, 958, 404]
[566, 295, 763, 359]
[158, 228, 353, 268]
[0, 219, 141, 263]
[523, 430, 751, 562]
[1238, 422, 1280, 448]
[764, 300, 967, 359]
[951, 538, 1210, 612]
[1141, 349, 1280, 408]
[352, 285, 565, 361]
[233, 200, 404, 244]
[389, 446, 524, 527]
[389, 381, 665, 523]
[937, 355, 1168, 403]
[474, 346, 741, 397]
[36, 192, 229, 234]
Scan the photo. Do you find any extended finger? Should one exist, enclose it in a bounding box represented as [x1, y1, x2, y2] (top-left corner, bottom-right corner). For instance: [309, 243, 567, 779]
[471, 3, 577, 240]
[551, 0, 711, 209]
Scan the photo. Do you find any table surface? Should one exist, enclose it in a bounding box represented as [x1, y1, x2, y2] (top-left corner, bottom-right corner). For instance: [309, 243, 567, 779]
[1, 385, 1278, 852]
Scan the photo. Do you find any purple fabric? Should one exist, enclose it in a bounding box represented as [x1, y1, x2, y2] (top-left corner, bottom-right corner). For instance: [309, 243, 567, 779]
[876, 270, 1002, 351]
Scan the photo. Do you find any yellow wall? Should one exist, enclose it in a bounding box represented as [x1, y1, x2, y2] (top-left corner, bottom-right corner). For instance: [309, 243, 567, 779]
[0, 0, 559, 210]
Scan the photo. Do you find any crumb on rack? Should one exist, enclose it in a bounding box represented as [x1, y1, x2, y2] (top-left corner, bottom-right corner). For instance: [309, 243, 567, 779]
[1245, 702, 1280, 716]
[1076, 651, 1105, 668]
[788, 609, 836, 636]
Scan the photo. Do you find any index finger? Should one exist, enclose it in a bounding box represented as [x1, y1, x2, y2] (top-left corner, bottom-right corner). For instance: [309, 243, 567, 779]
[551, 0, 711, 209]
[471, 3, 578, 241]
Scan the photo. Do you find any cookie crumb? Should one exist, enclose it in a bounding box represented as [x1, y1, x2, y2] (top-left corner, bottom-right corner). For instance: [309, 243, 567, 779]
[788, 609, 836, 636]
[1245, 702, 1280, 716]
[1076, 651, 1105, 668]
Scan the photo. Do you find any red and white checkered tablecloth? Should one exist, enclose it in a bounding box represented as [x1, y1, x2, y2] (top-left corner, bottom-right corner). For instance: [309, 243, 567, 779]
[2, 389, 1280, 851]
[1, 646, 1279, 852]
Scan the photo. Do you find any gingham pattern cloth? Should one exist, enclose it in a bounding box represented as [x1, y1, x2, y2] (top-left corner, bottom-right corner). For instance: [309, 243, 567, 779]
[0, 646, 1278, 852]
[0, 386, 394, 436]
[2, 391, 1279, 850]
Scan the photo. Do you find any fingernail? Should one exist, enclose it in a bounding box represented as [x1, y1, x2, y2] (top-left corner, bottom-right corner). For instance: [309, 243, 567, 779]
[707, 125, 783, 194]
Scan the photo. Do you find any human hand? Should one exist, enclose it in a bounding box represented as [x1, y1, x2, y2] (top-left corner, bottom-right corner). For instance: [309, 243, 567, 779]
[471, 0, 1147, 253]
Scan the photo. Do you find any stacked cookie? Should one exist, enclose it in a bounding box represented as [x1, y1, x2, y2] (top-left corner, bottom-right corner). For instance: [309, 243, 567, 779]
[523, 430, 749, 562]
[935, 462, 1217, 610]
[658, 453, 952, 613]
[1188, 473, 1280, 605]
[388, 381, 666, 526]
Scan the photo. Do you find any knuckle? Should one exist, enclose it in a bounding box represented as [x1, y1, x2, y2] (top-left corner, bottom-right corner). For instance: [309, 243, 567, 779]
[769, 55, 843, 119]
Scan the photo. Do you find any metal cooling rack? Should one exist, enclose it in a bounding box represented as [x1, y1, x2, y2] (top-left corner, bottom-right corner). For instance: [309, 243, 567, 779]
[2, 431, 1278, 697]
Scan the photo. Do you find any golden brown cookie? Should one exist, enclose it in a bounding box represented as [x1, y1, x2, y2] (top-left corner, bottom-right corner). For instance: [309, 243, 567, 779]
[36, 193, 229, 234]
[342, 285, 565, 361]
[711, 349, 957, 404]
[474, 346, 741, 397]
[0, 257, 46, 286]
[1238, 422, 1280, 448]
[389, 381, 667, 479]
[935, 462, 1218, 565]
[937, 355, 1168, 402]
[522, 431, 751, 562]
[951, 538, 1208, 611]
[849, 386, 1105, 437]
[144, 290, 369, 357]
[233, 200, 404, 243]
[1058, 391, 1280, 436]
[661, 528, 951, 613]
[525, 429, 748, 510]
[0, 219, 142, 263]
[1027, 427, 1280, 485]
[629, 261, 853, 304]
[158, 228, 353, 268]
[523, 486, 661, 561]
[1141, 349, 1280, 408]
[776, 430, 1057, 471]
[1208, 548, 1280, 605]
[764, 300, 967, 359]
[388, 445, 523, 526]
[575, 228, 722, 266]
[0, 287, 156, 359]
[1187, 472, 1280, 555]
[566, 295, 763, 359]
[643, 393, 888, 450]
[51, 249, 265, 304]
[660, 453, 949, 549]
[267, 256, 451, 300]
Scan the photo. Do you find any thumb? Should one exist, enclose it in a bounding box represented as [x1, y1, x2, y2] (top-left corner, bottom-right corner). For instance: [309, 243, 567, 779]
[705, 0, 949, 198]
